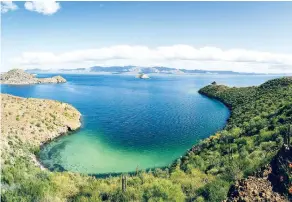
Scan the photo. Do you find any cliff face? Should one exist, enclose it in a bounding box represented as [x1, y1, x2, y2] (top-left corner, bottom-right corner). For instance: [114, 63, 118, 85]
[0, 69, 66, 85]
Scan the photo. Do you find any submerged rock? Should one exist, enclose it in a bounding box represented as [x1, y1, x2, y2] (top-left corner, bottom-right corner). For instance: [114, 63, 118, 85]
[0, 69, 66, 85]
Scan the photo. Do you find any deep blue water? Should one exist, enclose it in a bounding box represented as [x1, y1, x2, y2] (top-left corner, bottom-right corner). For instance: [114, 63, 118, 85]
[0, 74, 282, 174]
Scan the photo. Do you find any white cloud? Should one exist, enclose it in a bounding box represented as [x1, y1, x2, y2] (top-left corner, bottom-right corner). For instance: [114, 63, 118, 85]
[1, 1, 18, 13]
[11, 45, 292, 73]
[24, 0, 60, 15]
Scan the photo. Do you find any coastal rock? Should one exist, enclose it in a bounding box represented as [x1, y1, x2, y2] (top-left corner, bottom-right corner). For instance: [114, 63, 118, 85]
[0, 69, 66, 85]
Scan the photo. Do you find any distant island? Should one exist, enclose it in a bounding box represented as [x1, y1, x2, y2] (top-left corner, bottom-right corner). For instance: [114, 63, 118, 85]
[0, 69, 66, 85]
[136, 73, 150, 79]
[26, 66, 262, 75]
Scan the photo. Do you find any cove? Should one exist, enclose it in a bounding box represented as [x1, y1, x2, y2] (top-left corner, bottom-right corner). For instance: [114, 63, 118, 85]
[1, 74, 280, 174]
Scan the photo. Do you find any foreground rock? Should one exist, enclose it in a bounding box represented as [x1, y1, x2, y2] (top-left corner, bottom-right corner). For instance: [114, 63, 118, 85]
[0, 69, 66, 85]
[226, 146, 292, 202]
[226, 175, 288, 202]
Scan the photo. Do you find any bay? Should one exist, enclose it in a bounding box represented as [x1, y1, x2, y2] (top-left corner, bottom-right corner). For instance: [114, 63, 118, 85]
[1, 74, 281, 174]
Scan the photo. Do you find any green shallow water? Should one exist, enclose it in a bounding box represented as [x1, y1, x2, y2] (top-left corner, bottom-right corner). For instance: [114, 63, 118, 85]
[43, 130, 184, 174]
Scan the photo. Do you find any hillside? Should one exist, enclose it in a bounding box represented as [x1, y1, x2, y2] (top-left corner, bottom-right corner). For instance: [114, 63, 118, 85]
[177, 77, 292, 200]
[1, 77, 291, 202]
[0, 69, 66, 85]
[1, 94, 81, 146]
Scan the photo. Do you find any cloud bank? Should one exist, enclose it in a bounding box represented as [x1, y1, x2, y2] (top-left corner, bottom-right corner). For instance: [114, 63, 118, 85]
[24, 0, 60, 15]
[1, 1, 18, 13]
[11, 45, 292, 73]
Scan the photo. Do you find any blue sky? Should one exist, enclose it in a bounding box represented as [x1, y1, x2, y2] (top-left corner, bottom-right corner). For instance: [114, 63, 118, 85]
[2, 1, 292, 73]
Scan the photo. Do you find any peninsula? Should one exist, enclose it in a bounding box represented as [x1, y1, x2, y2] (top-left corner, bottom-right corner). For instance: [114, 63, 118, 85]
[1, 94, 81, 146]
[0, 69, 66, 85]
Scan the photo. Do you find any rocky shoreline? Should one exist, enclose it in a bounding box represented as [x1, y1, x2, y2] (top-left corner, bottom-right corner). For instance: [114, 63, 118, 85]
[0, 69, 66, 85]
[31, 154, 47, 171]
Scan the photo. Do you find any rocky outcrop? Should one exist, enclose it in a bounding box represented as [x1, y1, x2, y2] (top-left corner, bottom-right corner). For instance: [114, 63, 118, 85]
[0, 69, 66, 85]
[226, 146, 292, 202]
[226, 174, 288, 202]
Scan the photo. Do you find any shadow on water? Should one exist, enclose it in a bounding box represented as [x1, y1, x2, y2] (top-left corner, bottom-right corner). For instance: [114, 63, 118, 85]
[47, 141, 68, 159]
[39, 134, 74, 171]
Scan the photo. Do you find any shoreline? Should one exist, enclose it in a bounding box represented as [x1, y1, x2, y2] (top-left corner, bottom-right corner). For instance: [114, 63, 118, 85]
[173, 90, 232, 168]
[35, 126, 83, 171]
[31, 154, 47, 171]
[34, 120, 83, 171]
[0, 80, 67, 85]
[198, 89, 232, 110]
[0, 82, 66, 85]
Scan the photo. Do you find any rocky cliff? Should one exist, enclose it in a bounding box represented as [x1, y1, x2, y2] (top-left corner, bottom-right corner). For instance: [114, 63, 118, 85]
[0, 69, 66, 85]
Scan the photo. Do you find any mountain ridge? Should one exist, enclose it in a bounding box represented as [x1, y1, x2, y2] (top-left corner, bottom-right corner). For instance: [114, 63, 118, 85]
[25, 66, 262, 75]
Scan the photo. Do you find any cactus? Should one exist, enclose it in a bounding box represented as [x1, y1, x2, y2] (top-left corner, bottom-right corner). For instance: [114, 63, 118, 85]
[283, 125, 291, 149]
[288, 125, 291, 148]
[122, 175, 127, 192]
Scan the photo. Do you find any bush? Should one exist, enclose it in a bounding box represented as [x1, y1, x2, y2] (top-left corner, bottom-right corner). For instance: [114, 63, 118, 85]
[197, 179, 230, 202]
[143, 179, 185, 202]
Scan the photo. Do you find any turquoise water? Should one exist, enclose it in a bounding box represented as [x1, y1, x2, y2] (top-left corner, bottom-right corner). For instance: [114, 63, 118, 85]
[0, 74, 281, 174]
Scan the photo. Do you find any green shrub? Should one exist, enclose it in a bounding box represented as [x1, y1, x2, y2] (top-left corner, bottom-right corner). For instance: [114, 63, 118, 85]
[197, 179, 230, 202]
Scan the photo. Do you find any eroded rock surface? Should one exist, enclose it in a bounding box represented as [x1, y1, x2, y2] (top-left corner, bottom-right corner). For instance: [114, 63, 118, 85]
[226, 147, 292, 202]
[226, 175, 288, 202]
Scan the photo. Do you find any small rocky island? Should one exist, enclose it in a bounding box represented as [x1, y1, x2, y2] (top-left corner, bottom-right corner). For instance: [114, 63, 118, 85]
[136, 73, 150, 79]
[0, 69, 66, 85]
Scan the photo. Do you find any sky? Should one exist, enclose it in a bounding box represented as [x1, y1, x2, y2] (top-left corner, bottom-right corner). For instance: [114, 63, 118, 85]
[1, 1, 292, 73]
